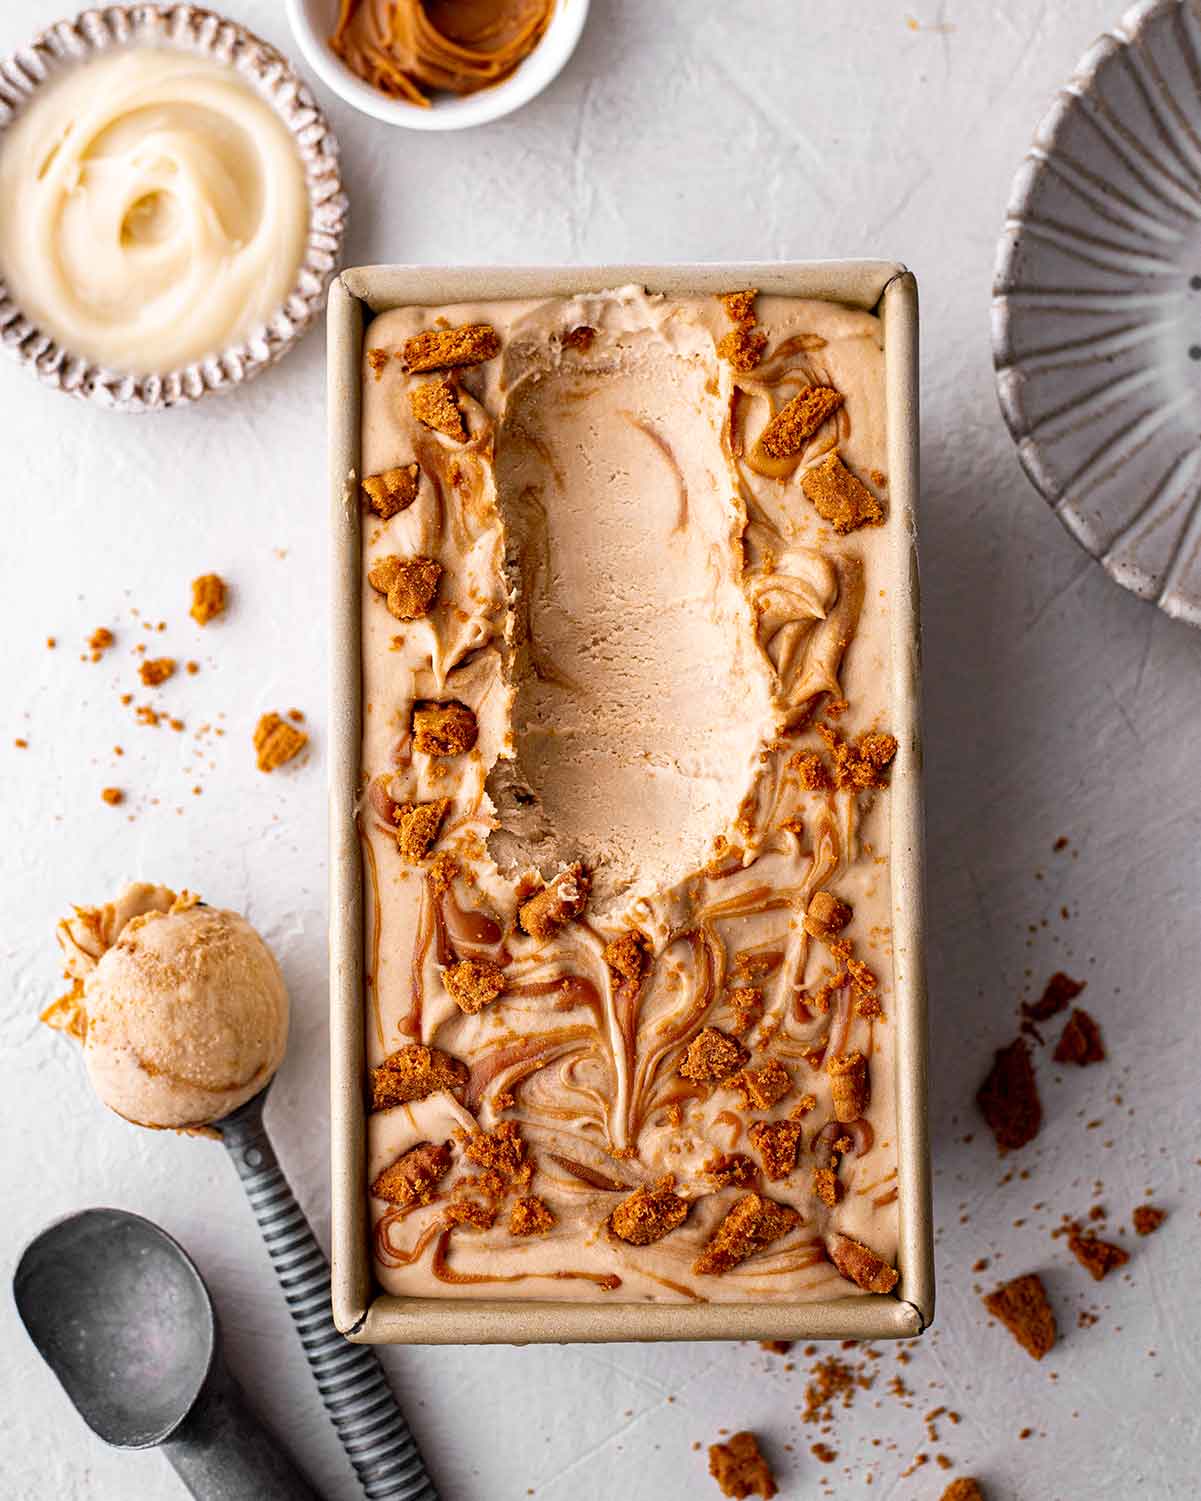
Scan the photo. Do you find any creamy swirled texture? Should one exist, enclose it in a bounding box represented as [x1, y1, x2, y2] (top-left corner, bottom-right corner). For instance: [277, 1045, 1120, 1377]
[360, 288, 900, 1303]
[0, 49, 308, 372]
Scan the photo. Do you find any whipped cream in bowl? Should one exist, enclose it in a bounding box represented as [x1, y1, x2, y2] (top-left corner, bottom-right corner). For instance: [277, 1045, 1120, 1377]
[0, 6, 347, 410]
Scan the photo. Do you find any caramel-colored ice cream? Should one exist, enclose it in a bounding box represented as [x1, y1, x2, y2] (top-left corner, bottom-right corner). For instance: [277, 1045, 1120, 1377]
[358, 287, 899, 1302]
[47, 884, 288, 1129]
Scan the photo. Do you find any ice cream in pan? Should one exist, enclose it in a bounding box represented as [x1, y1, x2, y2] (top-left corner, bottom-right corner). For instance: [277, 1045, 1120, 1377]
[358, 285, 902, 1302]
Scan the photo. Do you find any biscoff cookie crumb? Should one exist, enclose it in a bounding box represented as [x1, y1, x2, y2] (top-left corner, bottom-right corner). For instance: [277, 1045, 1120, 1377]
[694, 1193, 799, 1277]
[790, 749, 831, 791]
[609, 1176, 690, 1245]
[977, 1037, 1042, 1153]
[707, 1431, 777, 1499]
[728, 1057, 792, 1110]
[100, 787, 123, 806]
[679, 1027, 749, 1084]
[366, 347, 390, 379]
[370, 1044, 467, 1110]
[139, 657, 176, 687]
[409, 378, 467, 441]
[403, 323, 500, 372]
[190, 574, 227, 626]
[367, 555, 443, 621]
[806, 889, 852, 934]
[827, 1232, 898, 1293]
[760, 385, 844, 458]
[1133, 1205, 1166, 1236]
[718, 289, 758, 326]
[717, 326, 768, 372]
[393, 799, 450, 863]
[801, 451, 886, 534]
[88, 627, 115, 659]
[412, 700, 477, 756]
[747, 1119, 803, 1181]
[509, 1195, 555, 1237]
[517, 863, 591, 940]
[1053, 1007, 1106, 1066]
[371, 1142, 452, 1205]
[827, 1050, 869, 1122]
[813, 1165, 844, 1207]
[940, 1481, 985, 1501]
[1067, 1229, 1128, 1281]
[444, 957, 506, 1015]
[253, 712, 308, 772]
[982, 1273, 1057, 1359]
[460, 1120, 526, 1176]
[363, 464, 420, 519]
[603, 929, 652, 985]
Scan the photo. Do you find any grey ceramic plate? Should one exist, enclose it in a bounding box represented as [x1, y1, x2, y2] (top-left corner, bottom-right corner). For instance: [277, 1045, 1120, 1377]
[993, 0, 1201, 627]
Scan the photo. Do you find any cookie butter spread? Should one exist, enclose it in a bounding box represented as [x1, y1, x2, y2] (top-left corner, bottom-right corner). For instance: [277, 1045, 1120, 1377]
[0, 49, 308, 372]
[359, 287, 902, 1303]
[331, 0, 554, 105]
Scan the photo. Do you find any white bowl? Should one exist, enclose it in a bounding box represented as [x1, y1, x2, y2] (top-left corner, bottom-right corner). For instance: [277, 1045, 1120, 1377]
[993, 0, 1201, 627]
[285, 0, 589, 131]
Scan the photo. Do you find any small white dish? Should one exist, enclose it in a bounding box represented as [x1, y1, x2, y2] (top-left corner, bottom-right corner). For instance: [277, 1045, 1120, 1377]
[285, 0, 589, 131]
[993, 0, 1201, 627]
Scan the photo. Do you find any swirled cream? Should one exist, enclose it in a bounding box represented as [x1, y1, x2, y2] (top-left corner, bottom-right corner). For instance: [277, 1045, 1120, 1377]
[359, 288, 901, 1303]
[0, 49, 308, 373]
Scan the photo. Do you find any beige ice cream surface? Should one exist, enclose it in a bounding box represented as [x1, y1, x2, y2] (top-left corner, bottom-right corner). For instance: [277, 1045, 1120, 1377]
[49, 884, 288, 1129]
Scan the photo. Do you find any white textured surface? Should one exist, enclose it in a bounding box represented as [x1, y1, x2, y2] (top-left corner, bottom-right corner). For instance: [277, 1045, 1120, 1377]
[2, 2, 1200, 1498]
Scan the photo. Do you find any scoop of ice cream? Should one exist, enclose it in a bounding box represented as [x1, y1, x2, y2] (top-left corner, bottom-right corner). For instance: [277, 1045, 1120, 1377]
[48, 884, 288, 1129]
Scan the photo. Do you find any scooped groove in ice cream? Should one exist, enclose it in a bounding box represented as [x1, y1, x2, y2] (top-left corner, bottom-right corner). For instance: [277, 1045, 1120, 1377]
[45, 884, 288, 1129]
[358, 288, 899, 1302]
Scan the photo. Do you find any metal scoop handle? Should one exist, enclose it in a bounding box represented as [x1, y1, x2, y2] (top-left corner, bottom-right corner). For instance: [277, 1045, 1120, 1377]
[221, 1096, 438, 1501]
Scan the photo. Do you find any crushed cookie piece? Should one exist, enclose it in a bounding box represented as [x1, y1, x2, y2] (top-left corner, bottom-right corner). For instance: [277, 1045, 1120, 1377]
[805, 970, 847, 1015]
[1025, 970, 1085, 1023]
[562, 324, 596, 352]
[428, 851, 459, 894]
[790, 1093, 817, 1119]
[717, 326, 768, 371]
[679, 1027, 749, 1084]
[708, 1431, 776, 1500]
[603, 928, 652, 985]
[88, 627, 115, 656]
[371, 1141, 452, 1205]
[694, 1193, 800, 1277]
[729, 1057, 792, 1110]
[1067, 1229, 1129, 1281]
[806, 889, 852, 934]
[253, 712, 308, 773]
[460, 1120, 526, 1175]
[801, 451, 885, 533]
[940, 1483, 986, 1501]
[718, 288, 758, 326]
[370, 1044, 468, 1110]
[790, 749, 831, 791]
[1133, 1205, 1166, 1236]
[813, 1166, 844, 1207]
[982, 1273, 1057, 1360]
[748, 1119, 803, 1181]
[363, 464, 420, 519]
[139, 657, 175, 687]
[818, 724, 898, 790]
[367, 554, 443, 620]
[977, 1037, 1041, 1153]
[190, 574, 227, 626]
[100, 787, 123, 806]
[444, 957, 506, 1015]
[760, 1340, 792, 1356]
[760, 385, 844, 459]
[1053, 1007, 1105, 1066]
[517, 862, 590, 940]
[393, 798, 450, 862]
[403, 323, 499, 372]
[509, 1195, 555, 1236]
[366, 347, 390, 379]
[409, 378, 467, 440]
[827, 1233, 899, 1294]
[727, 986, 764, 1035]
[412, 699, 477, 756]
[442, 1199, 498, 1232]
[609, 1176, 690, 1245]
[827, 1050, 869, 1122]
[706, 1153, 759, 1190]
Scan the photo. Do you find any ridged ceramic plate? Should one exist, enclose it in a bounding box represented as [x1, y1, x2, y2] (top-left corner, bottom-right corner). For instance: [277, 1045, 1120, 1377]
[993, 0, 1201, 626]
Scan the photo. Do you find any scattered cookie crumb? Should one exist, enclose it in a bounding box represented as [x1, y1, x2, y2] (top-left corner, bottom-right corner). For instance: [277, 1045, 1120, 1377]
[707, 1431, 777, 1499]
[680, 1027, 750, 1084]
[1133, 1205, 1166, 1236]
[717, 326, 768, 371]
[718, 288, 757, 325]
[940, 1482, 985, 1501]
[760, 386, 844, 459]
[371, 1142, 452, 1205]
[403, 323, 500, 372]
[100, 787, 123, 806]
[410, 379, 466, 441]
[982, 1273, 1057, 1360]
[1067, 1229, 1129, 1281]
[1053, 1008, 1105, 1066]
[509, 1195, 555, 1237]
[253, 712, 308, 772]
[139, 657, 175, 687]
[190, 574, 227, 626]
[977, 1037, 1041, 1153]
[363, 464, 420, 519]
[370, 1044, 467, 1110]
[801, 451, 884, 533]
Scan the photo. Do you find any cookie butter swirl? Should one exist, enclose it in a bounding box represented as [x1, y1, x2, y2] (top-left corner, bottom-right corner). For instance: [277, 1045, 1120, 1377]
[331, 0, 555, 106]
[0, 49, 308, 373]
[359, 288, 899, 1303]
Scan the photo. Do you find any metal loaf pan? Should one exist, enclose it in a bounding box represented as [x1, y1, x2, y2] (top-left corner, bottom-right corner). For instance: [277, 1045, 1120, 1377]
[328, 262, 930, 1345]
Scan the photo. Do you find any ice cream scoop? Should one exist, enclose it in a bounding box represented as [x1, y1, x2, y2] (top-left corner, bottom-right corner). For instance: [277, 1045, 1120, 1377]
[48, 885, 288, 1129]
[42, 884, 439, 1500]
